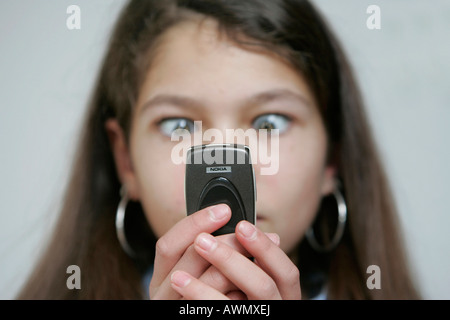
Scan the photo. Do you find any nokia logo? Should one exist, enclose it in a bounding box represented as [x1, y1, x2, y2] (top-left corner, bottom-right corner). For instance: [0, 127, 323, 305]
[206, 166, 232, 173]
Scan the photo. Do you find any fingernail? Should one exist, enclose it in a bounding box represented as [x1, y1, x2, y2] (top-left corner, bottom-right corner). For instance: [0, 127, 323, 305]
[266, 233, 280, 246]
[208, 204, 229, 221]
[238, 221, 257, 240]
[195, 233, 217, 252]
[171, 271, 191, 288]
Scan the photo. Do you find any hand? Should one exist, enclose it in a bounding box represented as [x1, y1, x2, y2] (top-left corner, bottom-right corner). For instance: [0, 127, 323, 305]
[170, 220, 302, 300]
[149, 204, 249, 299]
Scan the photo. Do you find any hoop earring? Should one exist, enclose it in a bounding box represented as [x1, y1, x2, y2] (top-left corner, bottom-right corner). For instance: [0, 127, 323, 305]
[116, 185, 136, 258]
[305, 182, 347, 253]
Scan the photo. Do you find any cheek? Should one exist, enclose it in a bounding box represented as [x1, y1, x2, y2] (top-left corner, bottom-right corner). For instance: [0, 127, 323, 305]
[132, 141, 187, 238]
[256, 128, 327, 253]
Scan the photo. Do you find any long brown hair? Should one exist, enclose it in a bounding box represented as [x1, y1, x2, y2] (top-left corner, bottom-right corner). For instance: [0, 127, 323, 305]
[17, 0, 420, 299]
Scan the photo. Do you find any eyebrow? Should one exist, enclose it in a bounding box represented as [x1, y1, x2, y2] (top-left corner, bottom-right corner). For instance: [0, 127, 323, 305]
[139, 88, 311, 114]
[140, 94, 203, 113]
[247, 89, 311, 108]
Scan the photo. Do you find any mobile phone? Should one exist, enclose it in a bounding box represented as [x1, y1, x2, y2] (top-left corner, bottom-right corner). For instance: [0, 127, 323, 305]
[185, 144, 256, 236]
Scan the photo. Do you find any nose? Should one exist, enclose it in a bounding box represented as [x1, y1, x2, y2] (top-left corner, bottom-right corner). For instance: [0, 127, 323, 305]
[199, 119, 255, 145]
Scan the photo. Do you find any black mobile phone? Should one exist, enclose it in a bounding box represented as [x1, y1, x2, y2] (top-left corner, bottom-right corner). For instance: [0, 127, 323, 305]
[185, 144, 256, 236]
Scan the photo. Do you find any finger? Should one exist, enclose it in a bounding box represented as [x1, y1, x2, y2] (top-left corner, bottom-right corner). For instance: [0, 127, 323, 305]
[198, 265, 239, 294]
[170, 270, 230, 300]
[194, 232, 282, 300]
[226, 290, 247, 300]
[236, 221, 301, 300]
[265, 233, 281, 247]
[150, 204, 231, 294]
[153, 233, 247, 299]
[197, 233, 279, 295]
[151, 244, 210, 299]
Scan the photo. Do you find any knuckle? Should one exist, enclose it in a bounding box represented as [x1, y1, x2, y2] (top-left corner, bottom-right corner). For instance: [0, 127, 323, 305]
[258, 278, 278, 298]
[278, 263, 300, 288]
[287, 264, 300, 282]
[155, 237, 171, 259]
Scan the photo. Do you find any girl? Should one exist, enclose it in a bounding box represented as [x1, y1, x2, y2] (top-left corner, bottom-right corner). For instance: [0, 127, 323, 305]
[18, 0, 419, 299]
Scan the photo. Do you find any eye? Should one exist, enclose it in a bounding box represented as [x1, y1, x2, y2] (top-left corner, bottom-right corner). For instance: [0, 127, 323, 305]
[252, 114, 290, 134]
[158, 118, 195, 137]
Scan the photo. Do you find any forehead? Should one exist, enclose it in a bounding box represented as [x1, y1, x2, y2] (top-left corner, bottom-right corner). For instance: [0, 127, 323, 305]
[137, 18, 315, 110]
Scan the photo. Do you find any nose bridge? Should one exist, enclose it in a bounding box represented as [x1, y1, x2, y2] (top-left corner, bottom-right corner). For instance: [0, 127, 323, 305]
[203, 116, 257, 147]
[197, 85, 248, 144]
[202, 114, 238, 145]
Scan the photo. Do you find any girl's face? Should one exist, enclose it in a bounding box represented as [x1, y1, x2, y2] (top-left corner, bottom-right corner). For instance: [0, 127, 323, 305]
[109, 19, 335, 255]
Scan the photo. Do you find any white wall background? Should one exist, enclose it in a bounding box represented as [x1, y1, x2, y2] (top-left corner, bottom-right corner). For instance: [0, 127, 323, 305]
[0, 0, 449, 299]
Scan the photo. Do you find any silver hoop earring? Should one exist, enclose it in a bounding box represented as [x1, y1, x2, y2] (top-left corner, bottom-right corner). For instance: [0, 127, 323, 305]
[305, 182, 347, 253]
[116, 185, 136, 258]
